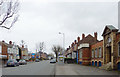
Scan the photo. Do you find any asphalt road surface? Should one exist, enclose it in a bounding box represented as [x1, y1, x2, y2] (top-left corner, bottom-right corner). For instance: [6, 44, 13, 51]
[2, 60, 55, 75]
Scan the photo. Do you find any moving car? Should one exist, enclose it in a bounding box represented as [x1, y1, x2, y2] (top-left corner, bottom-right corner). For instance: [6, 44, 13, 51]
[35, 59, 40, 62]
[6, 59, 19, 67]
[50, 59, 56, 63]
[19, 60, 27, 65]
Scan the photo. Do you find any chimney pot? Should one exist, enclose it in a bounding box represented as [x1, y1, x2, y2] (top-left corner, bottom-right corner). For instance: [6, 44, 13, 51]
[9, 41, 12, 44]
[74, 40, 77, 44]
[22, 45, 24, 48]
[77, 36, 80, 42]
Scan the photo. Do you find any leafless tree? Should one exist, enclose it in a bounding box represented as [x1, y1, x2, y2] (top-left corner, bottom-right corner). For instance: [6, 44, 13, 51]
[20, 40, 25, 47]
[36, 42, 46, 52]
[0, 0, 20, 29]
[52, 45, 63, 62]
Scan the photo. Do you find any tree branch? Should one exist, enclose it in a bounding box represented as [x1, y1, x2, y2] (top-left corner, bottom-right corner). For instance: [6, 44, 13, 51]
[0, 0, 19, 29]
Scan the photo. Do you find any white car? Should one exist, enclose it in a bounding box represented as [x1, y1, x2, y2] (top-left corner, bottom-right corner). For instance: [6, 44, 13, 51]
[50, 59, 56, 63]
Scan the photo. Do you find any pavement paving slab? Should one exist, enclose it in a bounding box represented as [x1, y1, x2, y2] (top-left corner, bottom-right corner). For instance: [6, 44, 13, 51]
[55, 61, 120, 75]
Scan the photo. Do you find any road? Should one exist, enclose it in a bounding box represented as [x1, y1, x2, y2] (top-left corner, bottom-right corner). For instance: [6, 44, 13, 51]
[2, 60, 55, 75]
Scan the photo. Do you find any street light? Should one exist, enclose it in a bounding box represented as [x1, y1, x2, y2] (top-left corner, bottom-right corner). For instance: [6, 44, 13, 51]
[59, 32, 65, 62]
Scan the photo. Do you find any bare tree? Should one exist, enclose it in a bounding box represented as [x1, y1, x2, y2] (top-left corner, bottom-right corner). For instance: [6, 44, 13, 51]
[36, 42, 45, 52]
[20, 40, 25, 47]
[0, 0, 20, 29]
[52, 45, 63, 62]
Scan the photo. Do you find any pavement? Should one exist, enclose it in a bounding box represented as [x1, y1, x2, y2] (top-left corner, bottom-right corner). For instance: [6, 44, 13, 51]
[55, 61, 120, 75]
[2, 60, 55, 75]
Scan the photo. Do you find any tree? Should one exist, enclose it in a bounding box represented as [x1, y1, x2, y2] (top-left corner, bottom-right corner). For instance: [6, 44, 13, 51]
[36, 42, 45, 52]
[20, 40, 25, 47]
[0, 0, 20, 29]
[52, 45, 63, 62]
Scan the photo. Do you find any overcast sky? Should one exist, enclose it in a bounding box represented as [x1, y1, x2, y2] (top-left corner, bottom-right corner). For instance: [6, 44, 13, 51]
[0, 0, 119, 54]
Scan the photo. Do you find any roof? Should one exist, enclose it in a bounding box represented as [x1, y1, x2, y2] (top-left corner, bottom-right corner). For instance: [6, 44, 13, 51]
[7, 44, 13, 48]
[102, 25, 118, 36]
[0, 41, 9, 46]
[106, 25, 117, 30]
[78, 34, 98, 46]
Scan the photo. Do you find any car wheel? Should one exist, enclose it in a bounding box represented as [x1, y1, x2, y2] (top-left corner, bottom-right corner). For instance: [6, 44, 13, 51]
[14, 64, 16, 67]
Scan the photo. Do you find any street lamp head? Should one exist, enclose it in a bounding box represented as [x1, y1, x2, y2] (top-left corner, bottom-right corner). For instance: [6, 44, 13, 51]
[59, 32, 61, 34]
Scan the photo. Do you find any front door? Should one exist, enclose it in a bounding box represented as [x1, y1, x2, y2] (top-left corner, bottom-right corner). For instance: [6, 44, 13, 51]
[108, 46, 111, 62]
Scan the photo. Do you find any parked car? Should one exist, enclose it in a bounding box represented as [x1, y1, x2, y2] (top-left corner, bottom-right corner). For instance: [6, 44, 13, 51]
[19, 60, 27, 65]
[6, 59, 19, 67]
[50, 59, 56, 63]
[35, 59, 40, 62]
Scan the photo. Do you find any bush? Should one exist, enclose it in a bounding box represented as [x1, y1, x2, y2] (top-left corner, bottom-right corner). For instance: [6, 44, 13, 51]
[64, 58, 77, 64]
[29, 58, 35, 61]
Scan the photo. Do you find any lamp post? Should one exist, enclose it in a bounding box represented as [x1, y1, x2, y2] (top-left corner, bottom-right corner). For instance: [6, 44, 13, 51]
[59, 32, 65, 62]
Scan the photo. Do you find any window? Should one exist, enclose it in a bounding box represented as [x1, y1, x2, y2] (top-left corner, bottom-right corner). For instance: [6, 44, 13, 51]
[95, 48, 97, 58]
[99, 47, 102, 58]
[118, 42, 120, 56]
[108, 37, 111, 43]
[0, 45, 1, 53]
[92, 49, 94, 58]
[79, 50, 82, 58]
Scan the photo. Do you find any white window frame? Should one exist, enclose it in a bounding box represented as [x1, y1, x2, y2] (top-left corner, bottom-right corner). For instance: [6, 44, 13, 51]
[99, 47, 102, 58]
[79, 50, 82, 58]
[95, 48, 97, 58]
[92, 49, 94, 58]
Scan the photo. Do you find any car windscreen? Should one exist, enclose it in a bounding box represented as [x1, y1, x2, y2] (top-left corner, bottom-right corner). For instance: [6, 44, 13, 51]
[7, 60, 13, 62]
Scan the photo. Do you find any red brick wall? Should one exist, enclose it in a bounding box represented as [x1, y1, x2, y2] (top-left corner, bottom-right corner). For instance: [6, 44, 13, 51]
[2, 43, 8, 59]
[82, 48, 91, 65]
[90, 41, 103, 66]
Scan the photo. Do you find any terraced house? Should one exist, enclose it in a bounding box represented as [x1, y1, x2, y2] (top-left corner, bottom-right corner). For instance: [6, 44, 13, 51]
[0, 41, 29, 65]
[65, 25, 120, 70]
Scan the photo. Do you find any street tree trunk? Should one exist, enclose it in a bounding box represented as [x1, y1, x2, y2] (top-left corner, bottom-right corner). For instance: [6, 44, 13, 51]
[56, 53, 58, 62]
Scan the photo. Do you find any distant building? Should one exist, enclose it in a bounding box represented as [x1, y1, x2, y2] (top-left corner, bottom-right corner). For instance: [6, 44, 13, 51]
[20, 45, 28, 60]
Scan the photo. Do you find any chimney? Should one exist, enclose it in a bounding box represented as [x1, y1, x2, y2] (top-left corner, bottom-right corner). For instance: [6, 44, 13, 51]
[77, 36, 80, 42]
[94, 32, 97, 40]
[22, 45, 24, 48]
[74, 40, 77, 44]
[2, 40, 5, 42]
[72, 42, 74, 47]
[82, 34, 85, 39]
[9, 41, 12, 44]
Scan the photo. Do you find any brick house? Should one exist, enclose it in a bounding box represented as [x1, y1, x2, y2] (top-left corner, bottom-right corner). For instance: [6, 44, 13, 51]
[0, 41, 8, 65]
[65, 25, 120, 70]
[102, 25, 120, 70]
[77, 33, 98, 65]
[7, 41, 20, 60]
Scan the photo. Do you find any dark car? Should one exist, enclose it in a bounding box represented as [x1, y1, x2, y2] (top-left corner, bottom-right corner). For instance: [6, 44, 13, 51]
[19, 60, 27, 65]
[6, 59, 19, 67]
[50, 59, 56, 63]
[35, 59, 40, 62]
